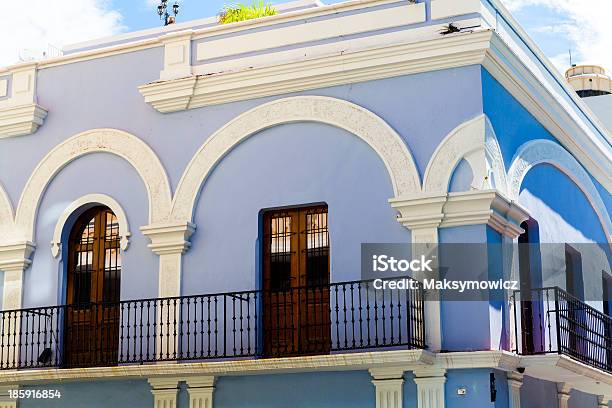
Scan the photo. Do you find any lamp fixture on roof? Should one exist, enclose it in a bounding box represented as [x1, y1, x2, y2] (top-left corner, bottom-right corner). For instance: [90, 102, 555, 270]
[157, 0, 179, 26]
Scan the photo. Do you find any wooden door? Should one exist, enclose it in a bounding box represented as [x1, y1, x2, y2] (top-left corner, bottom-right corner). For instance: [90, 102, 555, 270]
[262, 205, 330, 357]
[65, 207, 121, 368]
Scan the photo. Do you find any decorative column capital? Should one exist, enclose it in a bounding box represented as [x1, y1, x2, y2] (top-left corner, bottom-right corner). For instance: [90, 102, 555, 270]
[141, 222, 196, 255]
[507, 372, 522, 408]
[556, 383, 572, 408]
[149, 377, 180, 408]
[389, 193, 446, 244]
[0, 241, 36, 272]
[413, 368, 446, 408]
[389, 193, 447, 232]
[369, 368, 405, 408]
[442, 190, 529, 239]
[186, 376, 216, 408]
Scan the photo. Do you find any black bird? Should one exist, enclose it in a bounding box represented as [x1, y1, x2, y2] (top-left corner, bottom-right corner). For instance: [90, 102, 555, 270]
[440, 23, 461, 35]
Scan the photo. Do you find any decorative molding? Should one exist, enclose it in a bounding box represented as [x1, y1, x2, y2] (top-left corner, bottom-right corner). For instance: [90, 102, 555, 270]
[370, 368, 405, 408]
[196, 2, 425, 61]
[139, 28, 612, 196]
[140, 222, 196, 256]
[0, 349, 433, 384]
[389, 194, 447, 236]
[413, 368, 446, 408]
[171, 96, 421, 222]
[186, 376, 215, 408]
[0, 183, 14, 244]
[0, 103, 47, 139]
[430, 0, 481, 20]
[442, 190, 529, 238]
[0, 63, 47, 139]
[507, 372, 522, 408]
[423, 114, 508, 195]
[3, 128, 172, 245]
[51, 194, 131, 258]
[390, 190, 529, 239]
[508, 139, 611, 241]
[139, 30, 490, 113]
[149, 377, 180, 408]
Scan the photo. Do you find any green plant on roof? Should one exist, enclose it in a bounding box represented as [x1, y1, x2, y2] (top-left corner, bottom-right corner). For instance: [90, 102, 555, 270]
[219, 1, 278, 24]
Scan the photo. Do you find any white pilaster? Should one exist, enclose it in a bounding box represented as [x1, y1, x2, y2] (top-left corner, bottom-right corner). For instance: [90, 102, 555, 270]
[413, 368, 446, 408]
[0, 242, 35, 369]
[370, 368, 405, 408]
[389, 194, 445, 352]
[141, 222, 195, 360]
[556, 383, 571, 408]
[0, 386, 16, 408]
[149, 378, 180, 408]
[598, 395, 611, 408]
[507, 372, 522, 408]
[186, 376, 215, 408]
[160, 30, 194, 81]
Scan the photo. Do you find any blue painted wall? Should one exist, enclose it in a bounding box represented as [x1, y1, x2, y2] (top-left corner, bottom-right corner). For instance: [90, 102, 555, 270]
[20, 379, 152, 408]
[519, 376, 558, 408]
[214, 371, 374, 408]
[445, 368, 499, 408]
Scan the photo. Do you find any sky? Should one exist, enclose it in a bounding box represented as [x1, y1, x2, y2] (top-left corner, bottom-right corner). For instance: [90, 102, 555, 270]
[0, 0, 610, 76]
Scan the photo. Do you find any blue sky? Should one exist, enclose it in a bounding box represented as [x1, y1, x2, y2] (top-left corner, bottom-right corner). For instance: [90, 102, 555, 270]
[0, 0, 609, 74]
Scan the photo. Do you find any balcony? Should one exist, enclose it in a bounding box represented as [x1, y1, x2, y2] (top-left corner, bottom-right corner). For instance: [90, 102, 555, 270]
[0, 278, 424, 370]
[513, 287, 612, 373]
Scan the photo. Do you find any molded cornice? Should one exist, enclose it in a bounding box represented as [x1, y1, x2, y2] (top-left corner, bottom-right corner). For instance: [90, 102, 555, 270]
[139, 30, 611, 194]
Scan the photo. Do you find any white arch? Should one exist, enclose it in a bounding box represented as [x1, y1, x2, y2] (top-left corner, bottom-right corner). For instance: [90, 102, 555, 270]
[508, 139, 611, 241]
[422, 115, 508, 195]
[171, 96, 421, 221]
[0, 181, 15, 243]
[12, 129, 172, 243]
[51, 194, 131, 258]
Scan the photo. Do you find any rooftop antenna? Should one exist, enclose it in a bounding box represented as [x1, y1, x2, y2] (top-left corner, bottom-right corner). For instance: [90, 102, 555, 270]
[569, 49, 576, 67]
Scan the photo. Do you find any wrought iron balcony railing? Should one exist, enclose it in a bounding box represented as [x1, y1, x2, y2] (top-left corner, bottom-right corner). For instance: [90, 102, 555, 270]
[0, 278, 424, 370]
[513, 287, 612, 373]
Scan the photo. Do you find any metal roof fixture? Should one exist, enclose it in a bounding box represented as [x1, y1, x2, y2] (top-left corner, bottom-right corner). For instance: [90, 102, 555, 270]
[157, 0, 179, 26]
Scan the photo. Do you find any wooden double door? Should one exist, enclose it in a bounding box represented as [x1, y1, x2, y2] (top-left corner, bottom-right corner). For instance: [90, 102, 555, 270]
[65, 206, 121, 368]
[262, 205, 331, 357]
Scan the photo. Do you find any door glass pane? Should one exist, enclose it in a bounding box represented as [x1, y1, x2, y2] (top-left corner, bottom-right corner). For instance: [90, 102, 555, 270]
[269, 215, 292, 291]
[102, 211, 121, 303]
[306, 209, 329, 287]
[73, 216, 96, 307]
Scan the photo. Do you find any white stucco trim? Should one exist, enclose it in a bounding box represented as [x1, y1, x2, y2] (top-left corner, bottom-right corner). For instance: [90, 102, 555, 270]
[422, 114, 508, 195]
[0, 182, 14, 244]
[508, 139, 612, 242]
[50, 194, 131, 258]
[4, 129, 173, 245]
[171, 95, 421, 221]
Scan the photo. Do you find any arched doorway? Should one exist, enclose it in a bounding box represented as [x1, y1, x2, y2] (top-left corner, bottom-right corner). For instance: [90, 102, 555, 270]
[64, 206, 121, 367]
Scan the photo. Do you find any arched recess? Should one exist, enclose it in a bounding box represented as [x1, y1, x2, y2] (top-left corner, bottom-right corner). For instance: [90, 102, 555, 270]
[171, 96, 421, 221]
[422, 115, 509, 195]
[12, 129, 172, 243]
[0, 181, 14, 243]
[51, 193, 131, 258]
[508, 139, 611, 241]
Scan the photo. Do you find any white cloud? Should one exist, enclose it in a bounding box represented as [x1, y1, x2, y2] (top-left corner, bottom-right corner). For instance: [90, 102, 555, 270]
[502, 0, 612, 73]
[0, 0, 123, 67]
